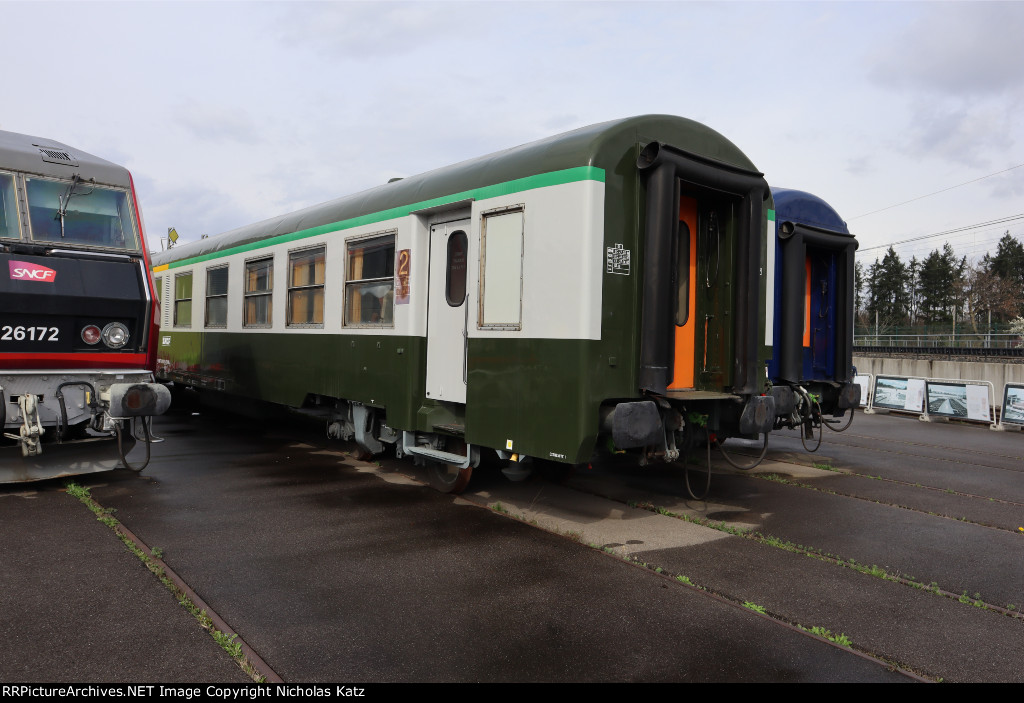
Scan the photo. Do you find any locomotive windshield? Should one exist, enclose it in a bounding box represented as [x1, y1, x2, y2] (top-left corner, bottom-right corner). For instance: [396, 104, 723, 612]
[0, 172, 18, 239]
[25, 176, 140, 251]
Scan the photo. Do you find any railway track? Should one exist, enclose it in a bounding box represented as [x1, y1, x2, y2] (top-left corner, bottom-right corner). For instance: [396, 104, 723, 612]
[854, 345, 1024, 359]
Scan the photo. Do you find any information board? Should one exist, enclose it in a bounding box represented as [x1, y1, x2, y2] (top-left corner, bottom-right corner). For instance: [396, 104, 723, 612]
[926, 381, 990, 421]
[872, 376, 925, 412]
[1002, 384, 1024, 425]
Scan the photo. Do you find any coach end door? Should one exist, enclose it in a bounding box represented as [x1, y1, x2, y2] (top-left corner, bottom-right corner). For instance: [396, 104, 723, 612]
[425, 220, 469, 404]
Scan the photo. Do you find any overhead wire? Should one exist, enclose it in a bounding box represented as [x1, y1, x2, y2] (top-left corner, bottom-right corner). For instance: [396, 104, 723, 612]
[857, 214, 1024, 255]
[849, 162, 1024, 220]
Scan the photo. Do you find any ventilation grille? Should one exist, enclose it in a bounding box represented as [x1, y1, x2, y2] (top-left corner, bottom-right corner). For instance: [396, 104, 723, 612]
[35, 145, 79, 167]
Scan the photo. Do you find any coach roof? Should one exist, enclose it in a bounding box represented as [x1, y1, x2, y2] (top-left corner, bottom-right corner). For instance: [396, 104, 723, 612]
[153, 115, 756, 268]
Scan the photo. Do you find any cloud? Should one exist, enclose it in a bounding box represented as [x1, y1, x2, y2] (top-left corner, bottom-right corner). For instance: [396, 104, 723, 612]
[272, 1, 477, 59]
[175, 103, 262, 145]
[988, 169, 1024, 200]
[846, 156, 873, 177]
[134, 179, 255, 247]
[900, 101, 1013, 168]
[869, 3, 1024, 96]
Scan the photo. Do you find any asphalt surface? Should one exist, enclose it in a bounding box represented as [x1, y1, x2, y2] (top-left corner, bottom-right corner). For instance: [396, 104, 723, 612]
[549, 410, 1024, 682]
[0, 484, 249, 683]
[0, 408, 926, 683]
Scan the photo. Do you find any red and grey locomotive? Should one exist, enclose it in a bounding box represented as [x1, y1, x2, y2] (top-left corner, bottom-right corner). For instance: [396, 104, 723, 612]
[0, 130, 169, 481]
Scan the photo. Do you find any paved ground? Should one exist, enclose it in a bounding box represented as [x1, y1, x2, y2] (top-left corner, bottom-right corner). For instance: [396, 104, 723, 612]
[0, 485, 249, 683]
[0, 408, 930, 683]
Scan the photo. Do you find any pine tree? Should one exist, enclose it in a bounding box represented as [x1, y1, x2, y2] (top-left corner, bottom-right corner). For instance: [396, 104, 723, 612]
[981, 232, 1024, 320]
[917, 244, 964, 325]
[866, 247, 910, 329]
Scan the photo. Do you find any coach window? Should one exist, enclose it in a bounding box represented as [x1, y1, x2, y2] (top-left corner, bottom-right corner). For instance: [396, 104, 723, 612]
[675, 220, 691, 326]
[0, 173, 19, 240]
[205, 266, 229, 328]
[446, 230, 468, 306]
[287, 247, 325, 326]
[244, 258, 273, 327]
[154, 277, 162, 304]
[174, 273, 193, 327]
[345, 234, 394, 326]
[479, 207, 524, 329]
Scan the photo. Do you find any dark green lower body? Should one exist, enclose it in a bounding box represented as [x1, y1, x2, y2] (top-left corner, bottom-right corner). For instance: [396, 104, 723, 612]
[158, 332, 633, 465]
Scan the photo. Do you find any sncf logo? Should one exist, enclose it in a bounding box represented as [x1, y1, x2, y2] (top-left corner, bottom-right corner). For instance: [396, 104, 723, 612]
[9, 260, 57, 283]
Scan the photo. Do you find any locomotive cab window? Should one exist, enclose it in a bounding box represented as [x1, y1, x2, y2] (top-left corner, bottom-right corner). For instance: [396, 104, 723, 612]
[205, 266, 229, 328]
[174, 273, 193, 327]
[0, 172, 19, 240]
[244, 258, 274, 327]
[24, 176, 139, 251]
[154, 277, 162, 304]
[345, 234, 394, 326]
[287, 247, 325, 326]
[479, 207, 524, 329]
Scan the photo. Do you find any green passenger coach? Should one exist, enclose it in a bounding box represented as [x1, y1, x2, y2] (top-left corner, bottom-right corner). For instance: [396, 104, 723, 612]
[152, 115, 776, 492]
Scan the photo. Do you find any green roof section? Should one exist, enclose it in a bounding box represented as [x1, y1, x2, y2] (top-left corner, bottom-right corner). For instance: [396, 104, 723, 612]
[155, 166, 604, 270]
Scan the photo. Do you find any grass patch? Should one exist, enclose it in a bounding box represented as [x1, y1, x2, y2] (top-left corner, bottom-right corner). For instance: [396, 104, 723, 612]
[800, 625, 853, 647]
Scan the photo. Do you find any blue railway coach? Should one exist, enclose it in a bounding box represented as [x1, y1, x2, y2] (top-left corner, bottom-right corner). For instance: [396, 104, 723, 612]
[767, 188, 860, 449]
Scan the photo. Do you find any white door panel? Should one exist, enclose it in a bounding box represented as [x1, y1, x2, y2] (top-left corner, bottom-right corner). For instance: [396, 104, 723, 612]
[425, 220, 469, 403]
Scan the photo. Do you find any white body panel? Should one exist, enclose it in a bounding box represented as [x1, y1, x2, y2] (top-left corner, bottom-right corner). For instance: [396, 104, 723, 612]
[158, 178, 605, 344]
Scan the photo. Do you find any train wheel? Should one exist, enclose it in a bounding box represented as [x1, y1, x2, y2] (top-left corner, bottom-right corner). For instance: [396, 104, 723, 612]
[428, 462, 473, 494]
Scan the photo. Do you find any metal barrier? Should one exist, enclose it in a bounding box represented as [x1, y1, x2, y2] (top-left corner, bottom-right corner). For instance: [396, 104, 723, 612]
[854, 333, 1021, 349]
[854, 373, 872, 408]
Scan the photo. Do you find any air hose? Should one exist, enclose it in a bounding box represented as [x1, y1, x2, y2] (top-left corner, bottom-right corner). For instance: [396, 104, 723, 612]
[115, 416, 152, 472]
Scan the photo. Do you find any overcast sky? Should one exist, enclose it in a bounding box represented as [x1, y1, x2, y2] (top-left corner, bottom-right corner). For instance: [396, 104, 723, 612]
[3, 0, 1023, 267]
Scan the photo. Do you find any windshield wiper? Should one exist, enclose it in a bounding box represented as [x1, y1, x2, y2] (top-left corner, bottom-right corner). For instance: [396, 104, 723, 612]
[54, 174, 95, 238]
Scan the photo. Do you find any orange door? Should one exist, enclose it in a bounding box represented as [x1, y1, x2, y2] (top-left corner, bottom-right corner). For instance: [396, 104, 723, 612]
[668, 196, 698, 390]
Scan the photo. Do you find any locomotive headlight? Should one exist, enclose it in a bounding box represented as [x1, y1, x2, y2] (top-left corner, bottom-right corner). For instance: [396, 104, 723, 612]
[101, 322, 130, 349]
[81, 325, 102, 345]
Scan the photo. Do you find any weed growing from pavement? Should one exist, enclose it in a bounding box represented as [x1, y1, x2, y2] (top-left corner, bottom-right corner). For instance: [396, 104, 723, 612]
[64, 482, 266, 682]
[800, 625, 853, 647]
[544, 516, 924, 672]
[747, 472, 1018, 534]
[627, 496, 1024, 622]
